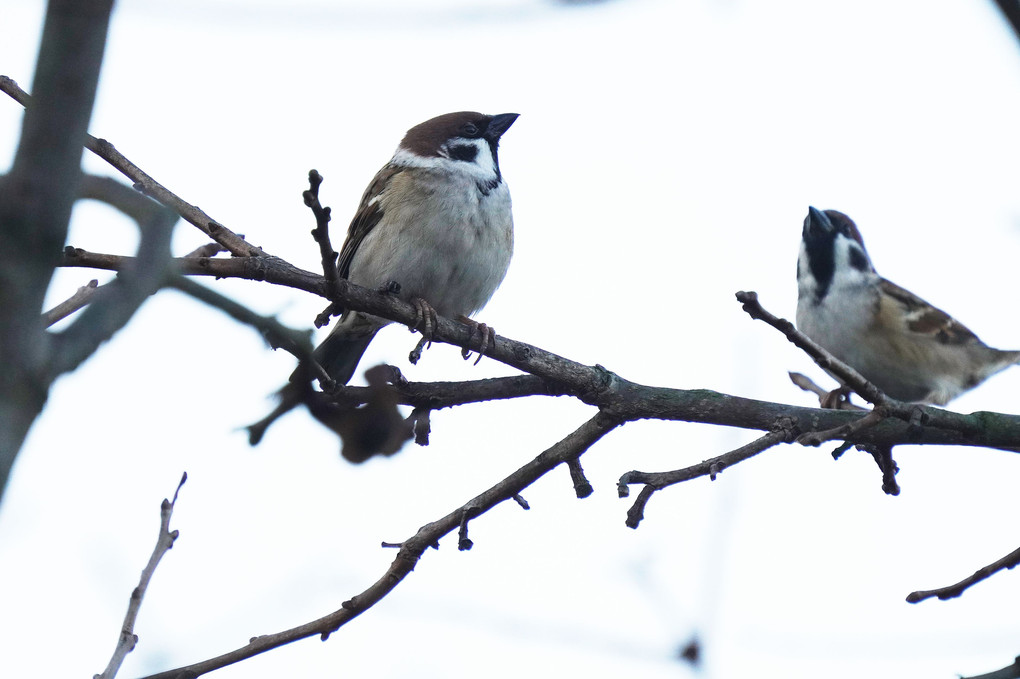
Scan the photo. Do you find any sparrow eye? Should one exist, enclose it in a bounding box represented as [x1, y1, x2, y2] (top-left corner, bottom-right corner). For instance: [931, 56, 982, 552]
[460, 122, 480, 137]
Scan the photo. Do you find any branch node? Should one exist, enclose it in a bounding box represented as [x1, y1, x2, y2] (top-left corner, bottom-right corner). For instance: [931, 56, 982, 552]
[410, 408, 432, 446]
[511, 494, 530, 510]
[408, 335, 429, 365]
[566, 458, 593, 498]
[625, 486, 655, 529]
[457, 508, 477, 551]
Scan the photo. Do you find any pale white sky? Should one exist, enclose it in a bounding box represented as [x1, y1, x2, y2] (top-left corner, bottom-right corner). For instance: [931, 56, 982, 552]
[3, 1, 1020, 677]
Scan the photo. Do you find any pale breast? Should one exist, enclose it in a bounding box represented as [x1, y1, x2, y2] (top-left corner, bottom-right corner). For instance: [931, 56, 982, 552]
[347, 169, 513, 319]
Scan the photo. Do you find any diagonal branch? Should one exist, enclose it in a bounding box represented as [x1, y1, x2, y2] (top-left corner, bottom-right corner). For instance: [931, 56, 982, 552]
[42, 278, 100, 326]
[0, 75, 260, 257]
[907, 542, 1020, 603]
[167, 275, 320, 369]
[736, 290, 898, 410]
[137, 413, 622, 679]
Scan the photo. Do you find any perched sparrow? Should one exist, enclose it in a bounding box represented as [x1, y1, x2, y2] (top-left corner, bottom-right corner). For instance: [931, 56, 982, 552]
[249, 111, 518, 445]
[796, 206, 1020, 405]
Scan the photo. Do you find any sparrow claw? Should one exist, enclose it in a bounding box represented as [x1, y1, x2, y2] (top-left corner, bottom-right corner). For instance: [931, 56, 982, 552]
[410, 297, 438, 343]
[458, 316, 496, 364]
[406, 299, 436, 366]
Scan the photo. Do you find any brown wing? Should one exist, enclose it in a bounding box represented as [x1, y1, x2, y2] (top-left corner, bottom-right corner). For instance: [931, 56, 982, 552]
[335, 164, 403, 279]
[878, 278, 981, 346]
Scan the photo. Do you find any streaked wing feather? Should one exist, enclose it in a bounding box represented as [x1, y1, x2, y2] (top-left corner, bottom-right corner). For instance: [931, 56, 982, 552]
[336, 165, 402, 279]
[879, 278, 980, 346]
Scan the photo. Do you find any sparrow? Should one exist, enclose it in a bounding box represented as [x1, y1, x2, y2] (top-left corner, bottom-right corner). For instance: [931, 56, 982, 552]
[249, 111, 518, 447]
[795, 206, 1020, 405]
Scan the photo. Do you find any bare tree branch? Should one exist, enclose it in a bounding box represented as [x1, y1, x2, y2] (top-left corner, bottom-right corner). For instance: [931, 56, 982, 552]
[992, 0, 1020, 45]
[61, 247, 328, 297]
[47, 182, 178, 379]
[618, 420, 797, 528]
[166, 275, 320, 369]
[0, 75, 260, 257]
[137, 414, 621, 679]
[95, 473, 187, 679]
[304, 169, 340, 285]
[42, 278, 100, 326]
[51, 246, 1020, 453]
[736, 291, 903, 412]
[907, 543, 1020, 603]
[0, 0, 114, 501]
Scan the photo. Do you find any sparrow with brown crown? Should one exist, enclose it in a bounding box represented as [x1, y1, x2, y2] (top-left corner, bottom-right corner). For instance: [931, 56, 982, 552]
[796, 206, 1020, 406]
[249, 111, 518, 448]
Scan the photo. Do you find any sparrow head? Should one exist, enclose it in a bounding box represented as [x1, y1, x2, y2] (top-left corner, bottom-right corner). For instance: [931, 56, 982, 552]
[798, 206, 877, 302]
[393, 111, 519, 189]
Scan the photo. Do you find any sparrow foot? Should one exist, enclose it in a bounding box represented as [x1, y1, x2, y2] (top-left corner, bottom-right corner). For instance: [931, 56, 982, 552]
[410, 297, 438, 340]
[457, 315, 496, 365]
[820, 386, 854, 410]
[407, 297, 438, 365]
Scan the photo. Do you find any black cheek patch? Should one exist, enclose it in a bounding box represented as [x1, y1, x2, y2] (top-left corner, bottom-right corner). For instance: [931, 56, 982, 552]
[848, 246, 871, 272]
[448, 144, 478, 162]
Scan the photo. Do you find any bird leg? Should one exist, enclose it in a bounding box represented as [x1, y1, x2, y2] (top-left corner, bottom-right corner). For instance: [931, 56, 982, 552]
[407, 297, 438, 365]
[411, 297, 438, 340]
[458, 316, 496, 365]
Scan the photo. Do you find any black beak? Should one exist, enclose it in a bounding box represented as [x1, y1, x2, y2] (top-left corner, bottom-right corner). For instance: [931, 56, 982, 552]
[485, 113, 519, 142]
[804, 206, 834, 238]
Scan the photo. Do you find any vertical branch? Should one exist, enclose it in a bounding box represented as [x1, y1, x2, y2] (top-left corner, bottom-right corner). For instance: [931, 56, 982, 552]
[96, 473, 187, 679]
[0, 0, 115, 502]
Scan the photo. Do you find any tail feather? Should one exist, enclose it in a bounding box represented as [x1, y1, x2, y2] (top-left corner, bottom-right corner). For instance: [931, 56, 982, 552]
[308, 329, 379, 387]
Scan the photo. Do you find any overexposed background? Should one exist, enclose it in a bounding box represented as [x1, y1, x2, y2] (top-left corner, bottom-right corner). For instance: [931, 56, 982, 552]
[2, 1, 1020, 677]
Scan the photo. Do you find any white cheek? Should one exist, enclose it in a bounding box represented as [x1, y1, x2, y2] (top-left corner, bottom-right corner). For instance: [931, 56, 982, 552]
[829, 239, 873, 291]
[391, 139, 498, 183]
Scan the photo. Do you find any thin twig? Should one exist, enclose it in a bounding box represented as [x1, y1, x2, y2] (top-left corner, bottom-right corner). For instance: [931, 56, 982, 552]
[95, 473, 187, 679]
[303, 169, 340, 285]
[47, 181, 178, 380]
[183, 242, 229, 259]
[736, 291, 894, 407]
[907, 543, 1020, 603]
[167, 276, 328, 384]
[618, 419, 797, 528]
[0, 76, 259, 257]
[796, 408, 887, 447]
[42, 279, 99, 326]
[137, 414, 621, 679]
